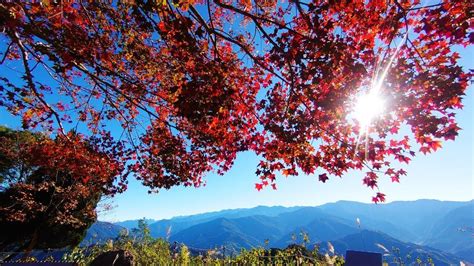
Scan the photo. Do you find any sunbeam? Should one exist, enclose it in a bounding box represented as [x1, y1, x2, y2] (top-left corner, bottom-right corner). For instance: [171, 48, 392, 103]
[352, 33, 408, 159]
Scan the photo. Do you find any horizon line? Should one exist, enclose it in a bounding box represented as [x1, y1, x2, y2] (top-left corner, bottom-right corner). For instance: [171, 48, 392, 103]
[104, 198, 474, 223]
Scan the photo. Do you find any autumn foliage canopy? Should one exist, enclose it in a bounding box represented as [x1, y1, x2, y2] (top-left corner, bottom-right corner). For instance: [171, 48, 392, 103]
[0, 0, 472, 203]
[0, 127, 125, 250]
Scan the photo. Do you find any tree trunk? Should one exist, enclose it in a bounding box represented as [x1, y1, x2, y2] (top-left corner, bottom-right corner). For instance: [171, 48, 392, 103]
[23, 228, 39, 257]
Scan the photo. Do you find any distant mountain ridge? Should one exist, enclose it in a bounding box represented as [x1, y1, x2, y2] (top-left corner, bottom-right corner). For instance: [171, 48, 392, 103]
[86, 199, 473, 264]
[115, 219, 157, 230]
[147, 205, 301, 238]
[81, 221, 125, 246]
[422, 202, 474, 262]
[319, 199, 473, 242]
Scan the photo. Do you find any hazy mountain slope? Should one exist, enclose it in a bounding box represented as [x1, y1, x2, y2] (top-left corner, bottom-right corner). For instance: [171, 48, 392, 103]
[169, 207, 361, 250]
[319, 199, 470, 242]
[146, 205, 301, 238]
[169, 216, 284, 251]
[81, 221, 124, 246]
[115, 200, 470, 242]
[171, 205, 302, 222]
[274, 215, 359, 248]
[115, 219, 156, 230]
[271, 207, 327, 230]
[317, 201, 415, 241]
[322, 230, 464, 266]
[269, 207, 360, 247]
[423, 202, 474, 263]
[166, 210, 468, 265]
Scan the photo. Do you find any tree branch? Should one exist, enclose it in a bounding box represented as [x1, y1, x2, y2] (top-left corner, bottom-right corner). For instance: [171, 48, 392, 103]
[12, 31, 67, 136]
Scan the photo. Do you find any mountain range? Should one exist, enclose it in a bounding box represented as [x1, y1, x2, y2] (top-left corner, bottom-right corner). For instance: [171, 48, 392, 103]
[84, 199, 473, 265]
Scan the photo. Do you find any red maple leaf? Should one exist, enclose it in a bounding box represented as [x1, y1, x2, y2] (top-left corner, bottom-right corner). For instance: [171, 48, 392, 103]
[318, 173, 329, 183]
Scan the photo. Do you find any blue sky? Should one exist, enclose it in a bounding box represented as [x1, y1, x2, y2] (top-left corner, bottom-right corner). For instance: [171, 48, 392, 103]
[1, 39, 472, 223]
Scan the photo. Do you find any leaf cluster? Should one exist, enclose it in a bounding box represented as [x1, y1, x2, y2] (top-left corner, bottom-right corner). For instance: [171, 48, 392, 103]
[0, 127, 125, 251]
[0, 0, 472, 200]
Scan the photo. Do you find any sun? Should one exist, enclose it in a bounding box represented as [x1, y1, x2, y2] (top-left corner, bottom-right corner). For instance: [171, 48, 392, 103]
[353, 91, 385, 130]
[349, 33, 407, 133]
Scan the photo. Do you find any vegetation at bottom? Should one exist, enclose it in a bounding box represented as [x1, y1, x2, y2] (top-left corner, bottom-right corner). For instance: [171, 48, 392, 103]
[58, 220, 436, 265]
[60, 220, 344, 265]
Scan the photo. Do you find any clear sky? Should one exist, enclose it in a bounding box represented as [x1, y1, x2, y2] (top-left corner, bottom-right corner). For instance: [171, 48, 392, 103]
[1, 42, 472, 223]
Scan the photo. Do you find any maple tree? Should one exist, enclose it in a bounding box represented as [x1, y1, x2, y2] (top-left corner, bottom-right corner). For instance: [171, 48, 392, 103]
[0, 0, 472, 203]
[0, 126, 126, 250]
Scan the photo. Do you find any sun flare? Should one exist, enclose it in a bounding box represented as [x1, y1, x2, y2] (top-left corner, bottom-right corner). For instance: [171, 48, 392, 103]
[353, 91, 385, 130]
